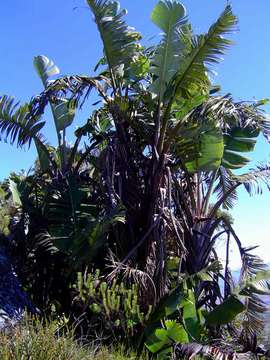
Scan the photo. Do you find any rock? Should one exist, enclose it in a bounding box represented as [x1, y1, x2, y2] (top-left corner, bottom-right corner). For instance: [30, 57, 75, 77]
[0, 247, 36, 330]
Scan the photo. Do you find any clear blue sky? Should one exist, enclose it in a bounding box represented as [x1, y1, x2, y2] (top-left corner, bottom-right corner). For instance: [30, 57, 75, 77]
[1, 0, 270, 267]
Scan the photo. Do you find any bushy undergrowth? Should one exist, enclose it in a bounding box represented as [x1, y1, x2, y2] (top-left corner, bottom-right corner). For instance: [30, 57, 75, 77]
[0, 318, 147, 360]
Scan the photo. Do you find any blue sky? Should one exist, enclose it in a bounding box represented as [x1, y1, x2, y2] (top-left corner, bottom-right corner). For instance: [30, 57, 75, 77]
[1, 0, 270, 267]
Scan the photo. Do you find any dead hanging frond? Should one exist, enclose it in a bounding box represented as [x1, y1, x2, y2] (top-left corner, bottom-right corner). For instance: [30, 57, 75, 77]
[240, 246, 268, 280]
[238, 247, 270, 341]
[30, 75, 110, 117]
[105, 250, 157, 305]
[217, 220, 270, 345]
[173, 342, 251, 359]
[214, 167, 238, 210]
[106, 215, 161, 281]
[165, 166, 187, 255]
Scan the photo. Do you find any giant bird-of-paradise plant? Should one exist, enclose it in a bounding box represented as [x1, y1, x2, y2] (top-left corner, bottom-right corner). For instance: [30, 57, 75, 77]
[0, 55, 106, 176]
[0, 55, 125, 308]
[0, 0, 270, 357]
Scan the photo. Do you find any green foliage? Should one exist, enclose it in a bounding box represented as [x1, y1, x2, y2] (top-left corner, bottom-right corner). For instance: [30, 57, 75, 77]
[145, 319, 188, 358]
[33, 55, 60, 85]
[74, 270, 152, 339]
[149, 286, 184, 322]
[214, 167, 238, 210]
[34, 55, 60, 86]
[0, 187, 11, 236]
[145, 266, 270, 358]
[222, 127, 259, 169]
[45, 176, 126, 267]
[233, 163, 270, 195]
[144, 284, 203, 357]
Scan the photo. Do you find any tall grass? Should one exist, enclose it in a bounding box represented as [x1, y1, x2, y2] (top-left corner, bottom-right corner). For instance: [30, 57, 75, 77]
[0, 317, 147, 360]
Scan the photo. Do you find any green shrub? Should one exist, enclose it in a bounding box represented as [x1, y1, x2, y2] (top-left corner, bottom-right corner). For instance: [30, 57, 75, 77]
[72, 270, 152, 342]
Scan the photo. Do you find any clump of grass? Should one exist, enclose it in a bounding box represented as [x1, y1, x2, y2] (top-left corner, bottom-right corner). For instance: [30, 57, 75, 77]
[0, 317, 147, 360]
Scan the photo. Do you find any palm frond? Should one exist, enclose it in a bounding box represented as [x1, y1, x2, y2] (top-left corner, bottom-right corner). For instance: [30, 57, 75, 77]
[172, 5, 237, 100]
[86, 0, 141, 74]
[210, 220, 270, 342]
[0, 96, 45, 148]
[106, 250, 156, 301]
[232, 163, 270, 195]
[239, 246, 268, 282]
[0, 96, 56, 172]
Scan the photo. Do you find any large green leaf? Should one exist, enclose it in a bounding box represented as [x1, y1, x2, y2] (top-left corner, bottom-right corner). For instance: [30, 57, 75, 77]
[206, 270, 270, 326]
[223, 135, 256, 153]
[205, 295, 245, 325]
[87, 0, 141, 73]
[150, 0, 187, 98]
[145, 320, 188, 354]
[184, 128, 224, 172]
[9, 179, 22, 207]
[0, 188, 11, 236]
[222, 150, 250, 169]
[33, 55, 59, 86]
[222, 127, 260, 169]
[34, 55, 76, 133]
[182, 289, 201, 341]
[149, 285, 185, 322]
[173, 94, 207, 120]
[34, 139, 51, 172]
[53, 99, 76, 132]
[8, 175, 35, 208]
